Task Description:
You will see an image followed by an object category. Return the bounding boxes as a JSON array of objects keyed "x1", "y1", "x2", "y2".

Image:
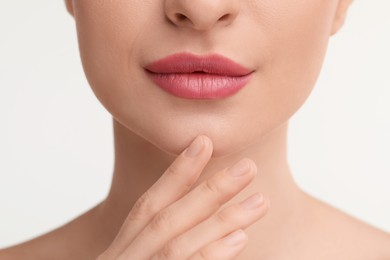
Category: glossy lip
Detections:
[{"x1": 144, "y1": 52, "x2": 254, "y2": 100}]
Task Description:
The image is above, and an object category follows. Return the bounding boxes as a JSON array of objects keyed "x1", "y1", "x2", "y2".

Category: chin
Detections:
[{"x1": 139, "y1": 122, "x2": 260, "y2": 159}]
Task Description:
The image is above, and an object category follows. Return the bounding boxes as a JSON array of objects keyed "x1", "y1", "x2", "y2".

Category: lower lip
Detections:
[{"x1": 145, "y1": 71, "x2": 253, "y2": 100}]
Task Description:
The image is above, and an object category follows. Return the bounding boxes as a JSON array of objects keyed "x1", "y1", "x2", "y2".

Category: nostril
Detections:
[
  {"x1": 219, "y1": 14, "x2": 230, "y2": 21},
  {"x1": 175, "y1": 13, "x2": 187, "y2": 21}
]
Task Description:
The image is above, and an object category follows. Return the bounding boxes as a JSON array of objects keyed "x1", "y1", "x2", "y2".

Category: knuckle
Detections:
[
  {"x1": 215, "y1": 206, "x2": 241, "y2": 227},
  {"x1": 166, "y1": 162, "x2": 194, "y2": 191},
  {"x1": 148, "y1": 207, "x2": 174, "y2": 233},
  {"x1": 201, "y1": 177, "x2": 225, "y2": 207},
  {"x1": 95, "y1": 254, "x2": 106, "y2": 260},
  {"x1": 198, "y1": 249, "x2": 209, "y2": 260},
  {"x1": 165, "y1": 161, "x2": 181, "y2": 178},
  {"x1": 158, "y1": 240, "x2": 182, "y2": 259},
  {"x1": 215, "y1": 209, "x2": 234, "y2": 226},
  {"x1": 127, "y1": 191, "x2": 156, "y2": 221},
  {"x1": 203, "y1": 177, "x2": 223, "y2": 196},
  {"x1": 96, "y1": 251, "x2": 114, "y2": 260}
]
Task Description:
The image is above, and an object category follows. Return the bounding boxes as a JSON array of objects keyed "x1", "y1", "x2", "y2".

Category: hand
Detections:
[{"x1": 97, "y1": 135, "x2": 270, "y2": 260}]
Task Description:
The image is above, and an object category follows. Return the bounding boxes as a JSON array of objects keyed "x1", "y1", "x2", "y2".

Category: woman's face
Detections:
[{"x1": 66, "y1": 0, "x2": 352, "y2": 157}]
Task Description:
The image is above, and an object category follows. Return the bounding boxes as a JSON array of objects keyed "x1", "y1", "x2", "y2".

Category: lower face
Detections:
[{"x1": 71, "y1": 0, "x2": 339, "y2": 157}]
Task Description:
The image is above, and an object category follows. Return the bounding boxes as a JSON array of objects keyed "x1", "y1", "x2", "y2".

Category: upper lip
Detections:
[{"x1": 144, "y1": 52, "x2": 253, "y2": 76}]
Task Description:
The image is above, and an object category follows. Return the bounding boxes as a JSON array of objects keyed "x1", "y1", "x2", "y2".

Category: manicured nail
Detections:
[
  {"x1": 227, "y1": 159, "x2": 251, "y2": 177},
  {"x1": 240, "y1": 193, "x2": 264, "y2": 210},
  {"x1": 223, "y1": 229, "x2": 247, "y2": 246},
  {"x1": 184, "y1": 136, "x2": 204, "y2": 157}
]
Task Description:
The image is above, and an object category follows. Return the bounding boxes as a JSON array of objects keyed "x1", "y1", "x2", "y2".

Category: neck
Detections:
[{"x1": 98, "y1": 118, "x2": 307, "y2": 255}]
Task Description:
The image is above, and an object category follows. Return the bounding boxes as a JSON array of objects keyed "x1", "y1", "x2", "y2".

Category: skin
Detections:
[{"x1": 1, "y1": 0, "x2": 390, "y2": 259}]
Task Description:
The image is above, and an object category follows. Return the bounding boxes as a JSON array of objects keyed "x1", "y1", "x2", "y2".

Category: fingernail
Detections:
[
  {"x1": 223, "y1": 229, "x2": 247, "y2": 246},
  {"x1": 240, "y1": 193, "x2": 264, "y2": 210},
  {"x1": 227, "y1": 159, "x2": 251, "y2": 177},
  {"x1": 184, "y1": 136, "x2": 204, "y2": 158}
]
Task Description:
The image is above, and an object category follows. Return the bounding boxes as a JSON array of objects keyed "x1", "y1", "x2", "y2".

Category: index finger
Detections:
[{"x1": 102, "y1": 135, "x2": 213, "y2": 257}]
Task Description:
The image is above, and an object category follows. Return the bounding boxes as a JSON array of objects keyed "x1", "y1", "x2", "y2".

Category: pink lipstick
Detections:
[{"x1": 144, "y1": 52, "x2": 254, "y2": 100}]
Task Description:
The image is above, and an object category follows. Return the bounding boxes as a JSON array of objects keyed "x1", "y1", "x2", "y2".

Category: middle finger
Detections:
[{"x1": 120, "y1": 158, "x2": 258, "y2": 259}]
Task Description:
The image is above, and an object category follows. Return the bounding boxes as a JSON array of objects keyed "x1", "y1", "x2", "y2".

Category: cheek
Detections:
[
  {"x1": 72, "y1": 0, "x2": 154, "y2": 117},
  {"x1": 246, "y1": 1, "x2": 337, "y2": 131},
  {"x1": 72, "y1": 1, "x2": 199, "y2": 156}
]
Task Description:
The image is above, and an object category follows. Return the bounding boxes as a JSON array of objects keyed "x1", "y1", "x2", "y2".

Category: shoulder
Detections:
[
  {"x1": 305, "y1": 194, "x2": 390, "y2": 259},
  {"x1": 337, "y1": 217, "x2": 390, "y2": 259},
  {"x1": 0, "y1": 236, "x2": 55, "y2": 260}
]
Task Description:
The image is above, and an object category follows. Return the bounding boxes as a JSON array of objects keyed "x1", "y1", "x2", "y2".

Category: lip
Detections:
[{"x1": 144, "y1": 52, "x2": 254, "y2": 100}]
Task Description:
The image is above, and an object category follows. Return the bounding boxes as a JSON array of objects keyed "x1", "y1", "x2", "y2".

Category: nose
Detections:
[{"x1": 164, "y1": 0, "x2": 240, "y2": 31}]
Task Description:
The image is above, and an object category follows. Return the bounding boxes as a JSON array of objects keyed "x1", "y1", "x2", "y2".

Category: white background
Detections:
[{"x1": 0, "y1": 1, "x2": 389, "y2": 248}]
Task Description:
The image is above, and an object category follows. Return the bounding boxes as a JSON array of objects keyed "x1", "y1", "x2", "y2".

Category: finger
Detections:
[
  {"x1": 119, "y1": 158, "x2": 258, "y2": 259},
  {"x1": 101, "y1": 135, "x2": 213, "y2": 258},
  {"x1": 154, "y1": 193, "x2": 269, "y2": 259},
  {"x1": 189, "y1": 229, "x2": 248, "y2": 260}
]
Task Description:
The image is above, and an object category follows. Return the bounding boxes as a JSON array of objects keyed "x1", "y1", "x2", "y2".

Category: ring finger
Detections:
[{"x1": 154, "y1": 193, "x2": 270, "y2": 259}]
